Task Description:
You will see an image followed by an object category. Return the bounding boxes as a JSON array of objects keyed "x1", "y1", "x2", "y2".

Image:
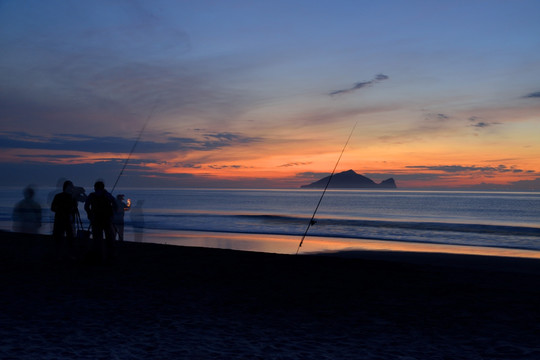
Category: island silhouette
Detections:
[{"x1": 300, "y1": 169, "x2": 396, "y2": 189}]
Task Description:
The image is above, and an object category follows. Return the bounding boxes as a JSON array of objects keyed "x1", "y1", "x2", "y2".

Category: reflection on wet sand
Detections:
[{"x1": 129, "y1": 229, "x2": 540, "y2": 259}]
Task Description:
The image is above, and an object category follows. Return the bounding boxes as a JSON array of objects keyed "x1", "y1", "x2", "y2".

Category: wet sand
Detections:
[
  {"x1": 1, "y1": 231, "x2": 539, "y2": 359},
  {"x1": 146, "y1": 229, "x2": 540, "y2": 259}
]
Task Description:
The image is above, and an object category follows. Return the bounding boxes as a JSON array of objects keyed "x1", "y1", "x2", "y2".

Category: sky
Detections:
[{"x1": 1, "y1": 0, "x2": 539, "y2": 190}]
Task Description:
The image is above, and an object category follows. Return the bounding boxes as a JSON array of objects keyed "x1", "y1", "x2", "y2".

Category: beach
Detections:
[{"x1": 1, "y1": 231, "x2": 539, "y2": 359}]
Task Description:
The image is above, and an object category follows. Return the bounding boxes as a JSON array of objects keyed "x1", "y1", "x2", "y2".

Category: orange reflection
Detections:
[
  {"x1": 299, "y1": 236, "x2": 540, "y2": 259},
  {"x1": 136, "y1": 230, "x2": 540, "y2": 259}
]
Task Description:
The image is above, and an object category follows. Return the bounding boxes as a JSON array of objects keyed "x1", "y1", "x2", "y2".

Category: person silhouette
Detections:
[
  {"x1": 113, "y1": 194, "x2": 130, "y2": 241},
  {"x1": 12, "y1": 185, "x2": 42, "y2": 234},
  {"x1": 84, "y1": 181, "x2": 117, "y2": 262},
  {"x1": 51, "y1": 180, "x2": 78, "y2": 258},
  {"x1": 48, "y1": 178, "x2": 87, "y2": 232},
  {"x1": 48, "y1": 178, "x2": 66, "y2": 232}
]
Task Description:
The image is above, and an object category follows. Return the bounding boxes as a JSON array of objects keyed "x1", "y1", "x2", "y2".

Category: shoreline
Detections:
[{"x1": 1, "y1": 231, "x2": 540, "y2": 358}]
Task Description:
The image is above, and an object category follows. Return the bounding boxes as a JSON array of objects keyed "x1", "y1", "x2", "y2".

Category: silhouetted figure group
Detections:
[{"x1": 11, "y1": 179, "x2": 144, "y2": 263}]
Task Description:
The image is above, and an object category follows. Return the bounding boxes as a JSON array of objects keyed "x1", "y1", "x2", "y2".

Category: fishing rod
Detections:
[
  {"x1": 295, "y1": 121, "x2": 357, "y2": 255},
  {"x1": 111, "y1": 97, "x2": 160, "y2": 194}
]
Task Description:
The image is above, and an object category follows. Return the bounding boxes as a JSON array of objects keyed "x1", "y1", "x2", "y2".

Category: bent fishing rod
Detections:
[
  {"x1": 111, "y1": 98, "x2": 160, "y2": 194},
  {"x1": 295, "y1": 121, "x2": 357, "y2": 255}
]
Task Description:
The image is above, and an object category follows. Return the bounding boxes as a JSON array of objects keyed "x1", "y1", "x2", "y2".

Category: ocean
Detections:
[{"x1": 1, "y1": 187, "x2": 539, "y2": 256}]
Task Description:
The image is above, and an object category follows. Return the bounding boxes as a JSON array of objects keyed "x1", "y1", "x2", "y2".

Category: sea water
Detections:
[{"x1": 1, "y1": 187, "x2": 539, "y2": 255}]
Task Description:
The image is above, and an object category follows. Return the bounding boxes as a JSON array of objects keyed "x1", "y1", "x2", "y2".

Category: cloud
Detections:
[
  {"x1": 16, "y1": 154, "x2": 83, "y2": 159},
  {"x1": 365, "y1": 172, "x2": 443, "y2": 181},
  {"x1": 178, "y1": 163, "x2": 203, "y2": 169},
  {"x1": 470, "y1": 122, "x2": 491, "y2": 128},
  {"x1": 467, "y1": 116, "x2": 499, "y2": 129},
  {"x1": 329, "y1": 73, "x2": 389, "y2": 96},
  {"x1": 463, "y1": 177, "x2": 540, "y2": 191},
  {"x1": 207, "y1": 164, "x2": 252, "y2": 170},
  {"x1": 0, "y1": 161, "x2": 125, "y2": 188},
  {"x1": 0, "y1": 131, "x2": 261, "y2": 154},
  {"x1": 523, "y1": 91, "x2": 540, "y2": 98},
  {"x1": 425, "y1": 113, "x2": 450, "y2": 121},
  {"x1": 507, "y1": 177, "x2": 540, "y2": 190},
  {"x1": 279, "y1": 162, "x2": 312, "y2": 168},
  {"x1": 0, "y1": 132, "x2": 182, "y2": 153},
  {"x1": 295, "y1": 171, "x2": 331, "y2": 179},
  {"x1": 201, "y1": 133, "x2": 262, "y2": 149},
  {"x1": 0, "y1": 160, "x2": 233, "y2": 188},
  {"x1": 406, "y1": 164, "x2": 530, "y2": 174}
]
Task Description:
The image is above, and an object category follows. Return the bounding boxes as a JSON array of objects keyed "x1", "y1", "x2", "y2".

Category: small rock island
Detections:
[{"x1": 300, "y1": 169, "x2": 397, "y2": 189}]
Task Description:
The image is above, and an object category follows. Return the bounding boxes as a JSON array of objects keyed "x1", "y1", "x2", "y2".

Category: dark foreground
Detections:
[{"x1": 1, "y1": 232, "x2": 539, "y2": 359}]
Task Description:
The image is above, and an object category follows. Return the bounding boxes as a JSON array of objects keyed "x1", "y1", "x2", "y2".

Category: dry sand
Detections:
[{"x1": 1, "y1": 231, "x2": 539, "y2": 359}]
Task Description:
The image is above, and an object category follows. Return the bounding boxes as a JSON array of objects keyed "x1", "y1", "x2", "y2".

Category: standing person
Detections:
[
  {"x1": 84, "y1": 181, "x2": 117, "y2": 262},
  {"x1": 12, "y1": 185, "x2": 42, "y2": 234},
  {"x1": 113, "y1": 194, "x2": 130, "y2": 241},
  {"x1": 47, "y1": 178, "x2": 66, "y2": 233},
  {"x1": 51, "y1": 180, "x2": 78, "y2": 258}
]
